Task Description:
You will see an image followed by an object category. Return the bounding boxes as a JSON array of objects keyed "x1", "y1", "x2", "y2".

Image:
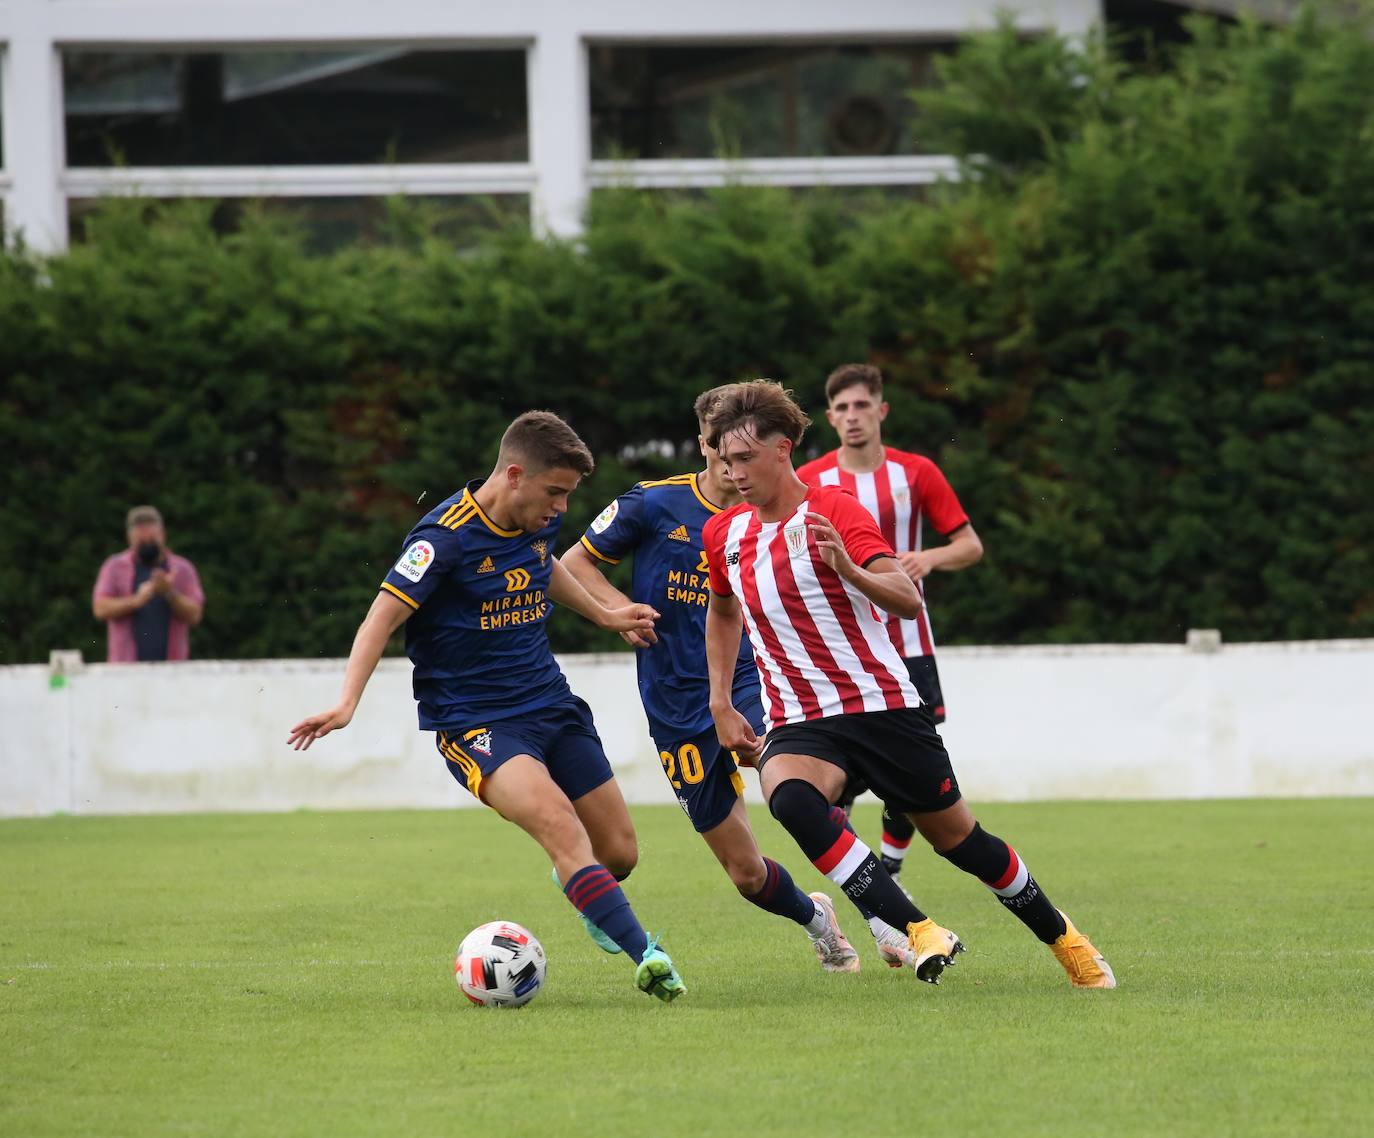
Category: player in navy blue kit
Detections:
[
  {"x1": 288, "y1": 411, "x2": 687, "y2": 1002},
  {"x1": 560, "y1": 387, "x2": 864, "y2": 972}
]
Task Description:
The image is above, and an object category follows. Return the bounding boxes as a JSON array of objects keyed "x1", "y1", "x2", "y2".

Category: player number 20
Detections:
[{"x1": 659, "y1": 743, "x2": 705, "y2": 788}]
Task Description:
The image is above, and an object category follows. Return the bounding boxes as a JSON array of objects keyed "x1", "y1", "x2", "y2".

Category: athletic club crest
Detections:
[
  {"x1": 530, "y1": 539, "x2": 548, "y2": 567},
  {"x1": 783, "y1": 523, "x2": 807, "y2": 555},
  {"x1": 466, "y1": 729, "x2": 493, "y2": 756}
]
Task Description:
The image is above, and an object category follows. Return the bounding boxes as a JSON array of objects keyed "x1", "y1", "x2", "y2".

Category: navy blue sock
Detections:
[
  {"x1": 741, "y1": 857, "x2": 819, "y2": 926},
  {"x1": 563, "y1": 864, "x2": 651, "y2": 963}
]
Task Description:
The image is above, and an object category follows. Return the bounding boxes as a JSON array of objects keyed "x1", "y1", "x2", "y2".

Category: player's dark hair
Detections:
[
  {"x1": 825, "y1": 363, "x2": 883, "y2": 404},
  {"x1": 704, "y1": 380, "x2": 811, "y2": 450},
  {"x1": 498, "y1": 411, "x2": 595, "y2": 476},
  {"x1": 693, "y1": 384, "x2": 735, "y2": 431}
]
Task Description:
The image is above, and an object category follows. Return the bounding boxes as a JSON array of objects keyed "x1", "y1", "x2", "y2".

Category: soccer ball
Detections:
[{"x1": 454, "y1": 921, "x2": 547, "y2": 1008}]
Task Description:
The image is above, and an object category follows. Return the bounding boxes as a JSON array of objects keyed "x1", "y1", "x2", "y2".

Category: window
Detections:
[
  {"x1": 590, "y1": 42, "x2": 955, "y2": 161},
  {"x1": 65, "y1": 48, "x2": 528, "y2": 167}
]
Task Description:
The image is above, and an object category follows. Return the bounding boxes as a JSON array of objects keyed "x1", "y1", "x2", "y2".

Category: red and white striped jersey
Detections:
[
  {"x1": 703, "y1": 485, "x2": 921, "y2": 729},
  {"x1": 795, "y1": 447, "x2": 969, "y2": 659}
]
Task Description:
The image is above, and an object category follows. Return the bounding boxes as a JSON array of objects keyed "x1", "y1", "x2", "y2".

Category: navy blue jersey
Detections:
[
  {"x1": 381, "y1": 480, "x2": 569, "y2": 730},
  {"x1": 579, "y1": 472, "x2": 758, "y2": 740}
]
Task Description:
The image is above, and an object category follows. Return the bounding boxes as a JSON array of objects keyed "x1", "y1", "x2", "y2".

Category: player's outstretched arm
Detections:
[
  {"x1": 806, "y1": 511, "x2": 922, "y2": 619},
  {"x1": 558, "y1": 544, "x2": 655, "y2": 648},
  {"x1": 897, "y1": 521, "x2": 984, "y2": 583},
  {"x1": 547, "y1": 556, "x2": 658, "y2": 639},
  {"x1": 286, "y1": 591, "x2": 413, "y2": 751},
  {"x1": 706, "y1": 592, "x2": 761, "y2": 762}
]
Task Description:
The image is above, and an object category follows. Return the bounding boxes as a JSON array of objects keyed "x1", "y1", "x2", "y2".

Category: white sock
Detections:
[
  {"x1": 804, "y1": 900, "x2": 830, "y2": 938},
  {"x1": 869, "y1": 916, "x2": 900, "y2": 940}
]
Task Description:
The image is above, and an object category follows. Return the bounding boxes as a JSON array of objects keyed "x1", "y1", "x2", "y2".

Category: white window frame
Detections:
[{"x1": 0, "y1": 1, "x2": 1099, "y2": 252}]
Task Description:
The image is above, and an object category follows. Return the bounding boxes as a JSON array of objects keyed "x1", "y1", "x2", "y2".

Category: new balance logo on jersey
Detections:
[
  {"x1": 667, "y1": 524, "x2": 690, "y2": 543},
  {"x1": 477, "y1": 556, "x2": 495, "y2": 574}
]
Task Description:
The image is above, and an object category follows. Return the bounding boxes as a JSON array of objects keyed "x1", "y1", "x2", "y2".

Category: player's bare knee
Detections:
[
  {"x1": 728, "y1": 858, "x2": 768, "y2": 895},
  {"x1": 596, "y1": 830, "x2": 638, "y2": 878},
  {"x1": 532, "y1": 803, "x2": 589, "y2": 863}
]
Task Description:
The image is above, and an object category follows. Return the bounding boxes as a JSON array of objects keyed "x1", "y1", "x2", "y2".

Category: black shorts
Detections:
[
  {"x1": 905, "y1": 656, "x2": 946, "y2": 724},
  {"x1": 760, "y1": 705, "x2": 961, "y2": 815}
]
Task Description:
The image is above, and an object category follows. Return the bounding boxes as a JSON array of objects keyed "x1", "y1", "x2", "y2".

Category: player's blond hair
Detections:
[
  {"x1": 497, "y1": 411, "x2": 595, "y2": 476},
  {"x1": 703, "y1": 380, "x2": 811, "y2": 450}
]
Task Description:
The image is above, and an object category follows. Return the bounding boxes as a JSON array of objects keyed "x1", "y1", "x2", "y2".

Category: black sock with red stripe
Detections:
[
  {"x1": 938, "y1": 823, "x2": 1067, "y2": 944},
  {"x1": 741, "y1": 857, "x2": 822, "y2": 926},
  {"x1": 771, "y1": 780, "x2": 926, "y2": 930},
  {"x1": 562, "y1": 864, "x2": 651, "y2": 962},
  {"x1": 879, "y1": 804, "x2": 916, "y2": 876}
]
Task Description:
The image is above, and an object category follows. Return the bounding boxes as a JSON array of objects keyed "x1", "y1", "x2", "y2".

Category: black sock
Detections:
[
  {"x1": 879, "y1": 803, "x2": 916, "y2": 876},
  {"x1": 939, "y1": 823, "x2": 1067, "y2": 944},
  {"x1": 770, "y1": 779, "x2": 927, "y2": 930}
]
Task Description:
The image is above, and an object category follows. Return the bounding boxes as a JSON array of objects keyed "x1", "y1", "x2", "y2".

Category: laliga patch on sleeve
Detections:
[
  {"x1": 394, "y1": 540, "x2": 435, "y2": 583},
  {"x1": 590, "y1": 500, "x2": 619, "y2": 534}
]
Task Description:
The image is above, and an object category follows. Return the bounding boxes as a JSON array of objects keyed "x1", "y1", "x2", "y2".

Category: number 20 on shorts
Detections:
[{"x1": 659, "y1": 742, "x2": 705, "y2": 789}]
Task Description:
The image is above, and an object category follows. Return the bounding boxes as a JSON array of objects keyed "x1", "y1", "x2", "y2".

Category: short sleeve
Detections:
[
  {"x1": 703, "y1": 513, "x2": 733, "y2": 597},
  {"x1": 578, "y1": 485, "x2": 647, "y2": 566},
  {"x1": 818, "y1": 489, "x2": 896, "y2": 569},
  {"x1": 93, "y1": 555, "x2": 124, "y2": 602},
  {"x1": 177, "y1": 559, "x2": 205, "y2": 607},
  {"x1": 380, "y1": 525, "x2": 462, "y2": 611},
  {"x1": 909, "y1": 456, "x2": 970, "y2": 536}
]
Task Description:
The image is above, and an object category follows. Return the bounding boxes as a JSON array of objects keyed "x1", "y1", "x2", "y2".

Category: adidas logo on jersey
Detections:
[
  {"x1": 667, "y1": 524, "x2": 690, "y2": 543},
  {"x1": 477, "y1": 556, "x2": 495, "y2": 574}
]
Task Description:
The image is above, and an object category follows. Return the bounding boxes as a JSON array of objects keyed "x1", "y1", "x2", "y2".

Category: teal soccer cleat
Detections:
[
  {"x1": 551, "y1": 868, "x2": 622, "y2": 954},
  {"x1": 635, "y1": 936, "x2": 686, "y2": 1003}
]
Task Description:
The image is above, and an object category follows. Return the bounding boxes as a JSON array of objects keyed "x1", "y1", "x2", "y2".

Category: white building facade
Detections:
[{"x1": 0, "y1": 0, "x2": 1099, "y2": 252}]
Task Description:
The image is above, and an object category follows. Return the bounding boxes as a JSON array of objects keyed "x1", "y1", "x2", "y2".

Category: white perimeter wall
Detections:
[{"x1": 2, "y1": 640, "x2": 1371, "y2": 817}]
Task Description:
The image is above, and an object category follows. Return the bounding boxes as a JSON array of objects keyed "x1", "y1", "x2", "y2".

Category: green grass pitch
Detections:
[{"x1": 2, "y1": 798, "x2": 1371, "y2": 1137}]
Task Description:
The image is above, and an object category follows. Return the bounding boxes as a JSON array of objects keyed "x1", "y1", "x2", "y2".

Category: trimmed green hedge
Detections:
[{"x1": 2, "y1": 7, "x2": 1370, "y2": 664}]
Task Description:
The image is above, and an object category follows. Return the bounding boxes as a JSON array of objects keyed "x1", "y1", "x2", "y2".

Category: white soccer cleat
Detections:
[
  {"x1": 873, "y1": 925, "x2": 913, "y2": 969},
  {"x1": 807, "y1": 892, "x2": 861, "y2": 973}
]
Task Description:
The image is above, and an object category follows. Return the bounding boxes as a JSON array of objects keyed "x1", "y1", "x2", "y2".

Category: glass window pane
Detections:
[
  {"x1": 68, "y1": 194, "x2": 529, "y2": 253},
  {"x1": 590, "y1": 43, "x2": 955, "y2": 160},
  {"x1": 64, "y1": 49, "x2": 527, "y2": 166}
]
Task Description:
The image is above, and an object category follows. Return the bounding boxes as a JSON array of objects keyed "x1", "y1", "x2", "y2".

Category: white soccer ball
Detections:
[{"x1": 454, "y1": 921, "x2": 547, "y2": 1008}]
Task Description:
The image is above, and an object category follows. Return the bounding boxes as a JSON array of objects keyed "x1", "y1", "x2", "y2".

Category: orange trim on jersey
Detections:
[
  {"x1": 690, "y1": 472, "x2": 725, "y2": 514},
  {"x1": 638, "y1": 474, "x2": 695, "y2": 489},
  {"x1": 464, "y1": 490, "x2": 520, "y2": 538},
  {"x1": 579, "y1": 534, "x2": 620, "y2": 565},
  {"x1": 441, "y1": 504, "x2": 477, "y2": 531},
  {"x1": 379, "y1": 582, "x2": 420, "y2": 610}
]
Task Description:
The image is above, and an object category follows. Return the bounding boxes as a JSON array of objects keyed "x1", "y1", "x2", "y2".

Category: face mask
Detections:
[{"x1": 137, "y1": 541, "x2": 161, "y2": 565}]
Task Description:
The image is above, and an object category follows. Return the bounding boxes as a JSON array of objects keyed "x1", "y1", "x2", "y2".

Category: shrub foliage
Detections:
[{"x1": 2, "y1": 7, "x2": 1370, "y2": 663}]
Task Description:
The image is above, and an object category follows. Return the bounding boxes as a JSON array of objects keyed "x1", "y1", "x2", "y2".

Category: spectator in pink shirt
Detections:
[{"x1": 92, "y1": 505, "x2": 205, "y2": 663}]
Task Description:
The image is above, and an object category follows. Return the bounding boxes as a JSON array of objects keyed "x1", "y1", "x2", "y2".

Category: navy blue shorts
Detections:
[
  {"x1": 654, "y1": 724, "x2": 746, "y2": 833},
  {"x1": 435, "y1": 696, "x2": 615, "y2": 805}
]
